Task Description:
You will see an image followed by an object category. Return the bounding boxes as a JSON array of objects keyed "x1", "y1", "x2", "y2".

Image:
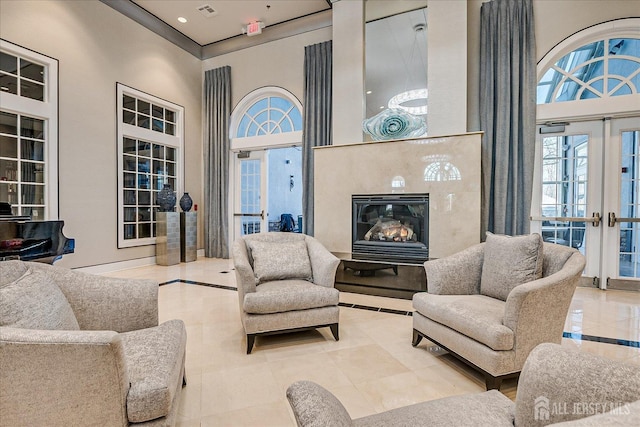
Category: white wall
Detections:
[
  {"x1": 0, "y1": 0, "x2": 202, "y2": 269},
  {"x1": 201, "y1": 28, "x2": 332, "y2": 111},
  {"x1": 332, "y1": 0, "x2": 365, "y2": 145},
  {"x1": 427, "y1": 0, "x2": 467, "y2": 136}
]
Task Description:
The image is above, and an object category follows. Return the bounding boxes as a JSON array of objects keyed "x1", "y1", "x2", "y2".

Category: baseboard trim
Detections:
[
  {"x1": 74, "y1": 257, "x2": 156, "y2": 274},
  {"x1": 74, "y1": 249, "x2": 206, "y2": 274}
]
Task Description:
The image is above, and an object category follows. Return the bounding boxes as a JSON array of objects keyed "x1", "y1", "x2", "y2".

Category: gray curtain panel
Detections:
[
  {"x1": 204, "y1": 66, "x2": 231, "y2": 258},
  {"x1": 480, "y1": 0, "x2": 537, "y2": 237},
  {"x1": 302, "y1": 40, "x2": 333, "y2": 236}
]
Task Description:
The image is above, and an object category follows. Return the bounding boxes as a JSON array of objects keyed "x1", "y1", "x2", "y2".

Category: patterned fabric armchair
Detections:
[
  {"x1": 232, "y1": 232, "x2": 341, "y2": 354},
  {"x1": 0, "y1": 260, "x2": 187, "y2": 426},
  {"x1": 412, "y1": 234, "x2": 586, "y2": 390},
  {"x1": 287, "y1": 343, "x2": 640, "y2": 426}
]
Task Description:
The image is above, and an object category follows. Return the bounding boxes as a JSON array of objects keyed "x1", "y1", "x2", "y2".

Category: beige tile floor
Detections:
[{"x1": 103, "y1": 258, "x2": 640, "y2": 426}]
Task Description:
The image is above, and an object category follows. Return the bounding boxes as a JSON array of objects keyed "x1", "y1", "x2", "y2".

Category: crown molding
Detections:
[
  {"x1": 201, "y1": 10, "x2": 333, "y2": 59},
  {"x1": 100, "y1": 0, "x2": 333, "y2": 60},
  {"x1": 100, "y1": 0, "x2": 202, "y2": 58}
]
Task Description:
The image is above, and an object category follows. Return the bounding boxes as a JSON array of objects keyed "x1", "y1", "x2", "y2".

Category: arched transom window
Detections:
[
  {"x1": 230, "y1": 87, "x2": 302, "y2": 150},
  {"x1": 236, "y1": 96, "x2": 302, "y2": 137},
  {"x1": 538, "y1": 37, "x2": 639, "y2": 104}
]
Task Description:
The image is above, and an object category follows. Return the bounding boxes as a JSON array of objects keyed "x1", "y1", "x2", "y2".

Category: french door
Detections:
[
  {"x1": 233, "y1": 151, "x2": 268, "y2": 239},
  {"x1": 531, "y1": 116, "x2": 640, "y2": 290},
  {"x1": 231, "y1": 146, "x2": 303, "y2": 241}
]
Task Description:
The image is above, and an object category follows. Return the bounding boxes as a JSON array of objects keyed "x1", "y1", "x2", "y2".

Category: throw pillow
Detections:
[
  {"x1": 246, "y1": 239, "x2": 313, "y2": 284},
  {"x1": 480, "y1": 232, "x2": 543, "y2": 301},
  {"x1": 0, "y1": 268, "x2": 80, "y2": 330}
]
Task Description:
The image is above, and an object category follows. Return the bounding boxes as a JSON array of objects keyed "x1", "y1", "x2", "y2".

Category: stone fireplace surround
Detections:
[{"x1": 314, "y1": 132, "x2": 482, "y2": 261}]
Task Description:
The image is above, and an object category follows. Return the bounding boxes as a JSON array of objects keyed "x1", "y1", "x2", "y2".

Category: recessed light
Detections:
[
  {"x1": 178, "y1": 17, "x2": 188, "y2": 23},
  {"x1": 380, "y1": 106, "x2": 384, "y2": 109},
  {"x1": 366, "y1": 90, "x2": 372, "y2": 94}
]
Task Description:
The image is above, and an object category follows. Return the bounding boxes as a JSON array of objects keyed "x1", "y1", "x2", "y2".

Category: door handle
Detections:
[
  {"x1": 608, "y1": 212, "x2": 640, "y2": 227},
  {"x1": 233, "y1": 210, "x2": 265, "y2": 220},
  {"x1": 530, "y1": 212, "x2": 600, "y2": 227}
]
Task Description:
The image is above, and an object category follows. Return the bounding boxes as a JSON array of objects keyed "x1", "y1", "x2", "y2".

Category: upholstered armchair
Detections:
[
  {"x1": 0, "y1": 260, "x2": 187, "y2": 426},
  {"x1": 232, "y1": 232, "x2": 341, "y2": 354},
  {"x1": 287, "y1": 343, "x2": 640, "y2": 426},
  {"x1": 412, "y1": 233, "x2": 586, "y2": 390}
]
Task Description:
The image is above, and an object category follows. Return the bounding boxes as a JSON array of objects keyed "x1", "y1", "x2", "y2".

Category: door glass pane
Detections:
[
  {"x1": 619, "y1": 129, "x2": 640, "y2": 277},
  {"x1": 267, "y1": 147, "x2": 302, "y2": 233},
  {"x1": 240, "y1": 159, "x2": 261, "y2": 235},
  {"x1": 540, "y1": 134, "x2": 588, "y2": 255}
]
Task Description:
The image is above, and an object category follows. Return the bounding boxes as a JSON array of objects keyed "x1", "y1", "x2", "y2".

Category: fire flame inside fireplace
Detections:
[{"x1": 364, "y1": 220, "x2": 415, "y2": 242}]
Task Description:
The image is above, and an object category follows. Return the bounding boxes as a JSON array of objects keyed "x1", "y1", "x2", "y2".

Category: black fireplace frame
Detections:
[{"x1": 352, "y1": 194, "x2": 429, "y2": 264}]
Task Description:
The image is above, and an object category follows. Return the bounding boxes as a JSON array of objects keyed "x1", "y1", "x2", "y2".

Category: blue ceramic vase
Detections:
[
  {"x1": 157, "y1": 184, "x2": 176, "y2": 212},
  {"x1": 179, "y1": 192, "x2": 193, "y2": 212}
]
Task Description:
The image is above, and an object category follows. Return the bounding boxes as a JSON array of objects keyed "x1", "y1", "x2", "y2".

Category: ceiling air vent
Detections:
[{"x1": 197, "y1": 4, "x2": 217, "y2": 18}]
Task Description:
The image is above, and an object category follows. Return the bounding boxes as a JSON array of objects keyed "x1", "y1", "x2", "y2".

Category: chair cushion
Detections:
[
  {"x1": 480, "y1": 232, "x2": 543, "y2": 301},
  {"x1": 243, "y1": 280, "x2": 340, "y2": 315},
  {"x1": 246, "y1": 239, "x2": 313, "y2": 285},
  {"x1": 413, "y1": 293, "x2": 514, "y2": 351},
  {"x1": 0, "y1": 268, "x2": 80, "y2": 330},
  {"x1": 120, "y1": 319, "x2": 186, "y2": 423}
]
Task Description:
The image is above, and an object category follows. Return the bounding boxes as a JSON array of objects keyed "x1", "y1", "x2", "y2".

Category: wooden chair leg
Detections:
[
  {"x1": 330, "y1": 323, "x2": 339, "y2": 341},
  {"x1": 246, "y1": 334, "x2": 256, "y2": 354},
  {"x1": 485, "y1": 375, "x2": 502, "y2": 391},
  {"x1": 412, "y1": 329, "x2": 423, "y2": 347}
]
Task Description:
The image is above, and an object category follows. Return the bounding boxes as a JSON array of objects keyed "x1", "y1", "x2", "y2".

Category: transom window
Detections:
[
  {"x1": 230, "y1": 87, "x2": 303, "y2": 151},
  {"x1": 0, "y1": 51, "x2": 45, "y2": 102},
  {"x1": 122, "y1": 94, "x2": 177, "y2": 136},
  {"x1": 117, "y1": 83, "x2": 183, "y2": 248},
  {"x1": 236, "y1": 96, "x2": 302, "y2": 137},
  {"x1": 537, "y1": 37, "x2": 640, "y2": 104},
  {"x1": 0, "y1": 40, "x2": 58, "y2": 219}
]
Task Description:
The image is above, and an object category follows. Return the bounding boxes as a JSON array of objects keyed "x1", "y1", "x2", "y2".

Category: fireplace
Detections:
[{"x1": 352, "y1": 194, "x2": 429, "y2": 264}]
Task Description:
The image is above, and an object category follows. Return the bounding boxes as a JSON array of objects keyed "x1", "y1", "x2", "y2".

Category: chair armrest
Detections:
[
  {"x1": 424, "y1": 243, "x2": 484, "y2": 294},
  {"x1": 29, "y1": 262, "x2": 158, "y2": 332},
  {"x1": 286, "y1": 380, "x2": 354, "y2": 427},
  {"x1": 305, "y1": 236, "x2": 340, "y2": 288},
  {"x1": 515, "y1": 343, "x2": 640, "y2": 426},
  {"x1": 0, "y1": 327, "x2": 130, "y2": 426},
  {"x1": 504, "y1": 251, "x2": 585, "y2": 367},
  {"x1": 232, "y1": 239, "x2": 258, "y2": 301}
]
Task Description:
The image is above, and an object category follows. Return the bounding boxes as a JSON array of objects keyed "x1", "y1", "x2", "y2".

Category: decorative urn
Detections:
[
  {"x1": 157, "y1": 184, "x2": 176, "y2": 212},
  {"x1": 179, "y1": 192, "x2": 193, "y2": 212}
]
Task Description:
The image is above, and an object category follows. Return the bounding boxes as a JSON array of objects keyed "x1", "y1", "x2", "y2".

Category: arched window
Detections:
[
  {"x1": 230, "y1": 87, "x2": 302, "y2": 150},
  {"x1": 536, "y1": 18, "x2": 640, "y2": 121},
  {"x1": 538, "y1": 38, "x2": 639, "y2": 104}
]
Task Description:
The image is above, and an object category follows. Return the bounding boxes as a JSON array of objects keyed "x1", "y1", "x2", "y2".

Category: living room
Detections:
[{"x1": 1, "y1": 0, "x2": 639, "y2": 426}]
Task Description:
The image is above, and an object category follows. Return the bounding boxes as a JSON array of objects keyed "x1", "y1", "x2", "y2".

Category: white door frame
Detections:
[
  {"x1": 231, "y1": 150, "x2": 268, "y2": 242},
  {"x1": 531, "y1": 120, "x2": 604, "y2": 283}
]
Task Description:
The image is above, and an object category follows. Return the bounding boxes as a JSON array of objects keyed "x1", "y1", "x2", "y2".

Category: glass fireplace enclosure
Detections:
[{"x1": 352, "y1": 194, "x2": 429, "y2": 263}]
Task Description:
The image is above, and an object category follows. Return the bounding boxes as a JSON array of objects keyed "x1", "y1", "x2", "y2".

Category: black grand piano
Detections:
[{"x1": 0, "y1": 203, "x2": 75, "y2": 264}]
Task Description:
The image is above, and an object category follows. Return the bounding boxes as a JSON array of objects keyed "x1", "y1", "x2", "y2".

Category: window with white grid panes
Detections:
[
  {"x1": 0, "y1": 41, "x2": 58, "y2": 219},
  {"x1": 117, "y1": 83, "x2": 183, "y2": 248},
  {"x1": 0, "y1": 112, "x2": 46, "y2": 218}
]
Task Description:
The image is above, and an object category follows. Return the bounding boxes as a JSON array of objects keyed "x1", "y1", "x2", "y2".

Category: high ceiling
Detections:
[
  {"x1": 112, "y1": 0, "x2": 429, "y2": 119},
  {"x1": 131, "y1": 0, "x2": 332, "y2": 45}
]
